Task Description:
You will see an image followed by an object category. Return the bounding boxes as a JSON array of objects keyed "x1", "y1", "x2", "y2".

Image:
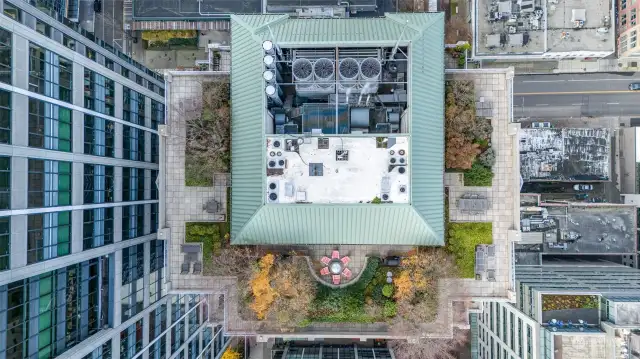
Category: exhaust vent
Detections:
[{"x1": 293, "y1": 58, "x2": 313, "y2": 82}]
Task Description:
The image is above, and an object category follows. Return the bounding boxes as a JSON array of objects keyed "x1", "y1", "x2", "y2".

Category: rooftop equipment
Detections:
[
  {"x1": 314, "y1": 58, "x2": 335, "y2": 91},
  {"x1": 339, "y1": 58, "x2": 360, "y2": 90},
  {"x1": 265, "y1": 84, "x2": 283, "y2": 106}
]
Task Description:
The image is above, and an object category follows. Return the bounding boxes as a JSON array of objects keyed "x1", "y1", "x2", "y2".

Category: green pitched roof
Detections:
[{"x1": 230, "y1": 13, "x2": 444, "y2": 246}]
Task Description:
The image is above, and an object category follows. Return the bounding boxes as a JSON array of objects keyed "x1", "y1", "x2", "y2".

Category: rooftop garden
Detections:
[
  {"x1": 446, "y1": 222, "x2": 493, "y2": 278},
  {"x1": 142, "y1": 30, "x2": 199, "y2": 50},
  {"x1": 185, "y1": 222, "x2": 228, "y2": 273},
  {"x1": 185, "y1": 80, "x2": 231, "y2": 186},
  {"x1": 542, "y1": 295, "x2": 599, "y2": 312},
  {"x1": 445, "y1": 79, "x2": 494, "y2": 186}
]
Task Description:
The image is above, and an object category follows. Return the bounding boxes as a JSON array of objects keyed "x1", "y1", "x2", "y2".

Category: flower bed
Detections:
[{"x1": 542, "y1": 295, "x2": 599, "y2": 312}]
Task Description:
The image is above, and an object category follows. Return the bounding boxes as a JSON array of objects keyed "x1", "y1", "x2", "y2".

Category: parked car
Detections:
[
  {"x1": 531, "y1": 122, "x2": 552, "y2": 129},
  {"x1": 629, "y1": 83, "x2": 640, "y2": 91},
  {"x1": 94, "y1": 0, "x2": 102, "y2": 13},
  {"x1": 575, "y1": 193, "x2": 589, "y2": 200},
  {"x1": 573, "y1": 184, "x2": 593, "y2": 191}
]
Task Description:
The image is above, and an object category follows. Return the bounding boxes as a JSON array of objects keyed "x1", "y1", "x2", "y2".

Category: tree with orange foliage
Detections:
[
  {"x1": 249, "y1": 254, "x2": 277, "y2": 320},
  {"x1": 269, "y1": 258, "x2": 316, "y2": 328},
  {"x1": 221, "y1": 348, "x2": 241, "y2": 359},
  {"x1": 445, "y1": 132, "x2": 480, "y2": 170},
  {"x1": 444, "y1": 79, "x2": 481, "y2": 170},
  {"x1": 394, "y1": 271, "x2": 413, "y2": 301}
]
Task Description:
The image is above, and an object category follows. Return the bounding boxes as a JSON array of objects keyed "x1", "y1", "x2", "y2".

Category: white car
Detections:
[{"x1": 573, "y1": 184, "x2": 593, "y2": 191}]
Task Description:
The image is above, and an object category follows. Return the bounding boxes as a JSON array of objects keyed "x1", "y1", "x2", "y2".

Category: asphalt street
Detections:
[{"x1": 514, "y1": 73, "x2": 640, "y2": 119}]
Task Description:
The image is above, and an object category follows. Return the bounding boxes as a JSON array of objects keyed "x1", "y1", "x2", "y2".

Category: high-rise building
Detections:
[
  {"x1": 0, "y1": 1, "x2": 230, "y2": 358},
  {"x1": 472, "y1": 263, "x2": 640, "y2": 359}
]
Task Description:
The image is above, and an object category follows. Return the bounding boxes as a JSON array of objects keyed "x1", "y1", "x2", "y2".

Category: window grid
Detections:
[
  {"x1": 120, "y1": 319, "x2": 144, "y2": 359},
  {"x1": 28, "y1": 43, "x2": 73, "y2": 103},
  {"x1": 28, "y1": 159, "x2": 72, "y2": 208},
  {"x1": 150, "y1": 203, "x2": 159, "y2": 234},
  {"x1": 151, "y1": 100, "x2": 164, "y2": 130},
  {"x1": 83, "y1": 164, "x2": 114, "y2": 204},
  {"x1": 26, "y1": 211, "x2": 71, "y2": 264},
  {"x1": 123, "y1": 126, "x2": 146, "y2": 162},
  {"x1": 0, "y1": 26, "x2": 11, "y2": 85},
  {"x1": 83, "y1": 208, "x2": 114, "y2": 250},
  {"x1": 151, "y1": 134, "x2": 159, "y2": 164},
  {"x1": 151, "y1": 170, "x2": 159, "y2": 200},
  {"x1": 122, "y1": 204, "x2": 145, "y2": 240},
  {"x1": 84, "y1": 69, "x2": 115, "y2": 116},
  {"x1": 0, "y1": 217, "x2": 9, "y2": 271},
  {"x1": 123, "y1": 167, "x2": 145, "y2": 202},
  {"x1": 0, "y1": 89, "x2": 10, "y2": 144},
  {"x1": 0, "y1": 156, "x2": 10, "y2": 210},
  {"x1": 84, "y1": 114, "x2": 115, "y2": 157},
  {"x1": 123, "y1": 88, "x2": 145, "y2": 125},
  {"x1": 28, "y1": 98, "x2": 72, "y2": 152}
]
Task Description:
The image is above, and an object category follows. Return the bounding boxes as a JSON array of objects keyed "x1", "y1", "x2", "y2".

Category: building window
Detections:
[
  {"x1": 0, "y1": 26, "x2": 11, "y2": 85},
  {"x1": 28, "y1": 43, "x2": 73, "y2": 103},
  {"x1": 27, "y1": 211, "x2": 71, "y2": 264},
  {"x1": 62, "y1": 34, "x2": 75, "y2": 51},
  {"x1": 105, "y1": 58, "x2": 114, "y2": 71},
  {"x1": 120, "y1": 319, "x2": 143, "y2": 359},
  {"x1": 150, "y1": 240, "x2": 165, "y2": 303},
  {"x1": 623, "y1": 0, "x2": 628, "y2": 9},
  {"x1": 28, "y1": 159, "x2": 72, "y2": 208},
  {"x1": 633, "y1": 9, "x2": 637, "y2": 25},
  {"x1": 151, "y1": 170, "x2": 158, "y2": 200},
  {"x1": 151, "y1": 134, "x2": 159, "y2": 164},
  {"x1": 0, "y1": 156, "x2": 9, "y2": 210},
  {"x1": 171, "y1": 296, "x2": 185, "y2": 352},
  {"x1": 0, "y1": 217, "x2": 9, "y2": 271},
  {"x1": 123, "y1": 126, "x2": 146, "y2": 161},
  {"x1": 121, "y1": 244, "x2": 144, "y2": 322},
  {"x1": 123, "y1": 167, "x2": 145, "y2": 201},
  {"x1": 84, "y1": 69, "x2": 115, "y2": 116},
  {"x1": 0, "y1": 89, "x2": 11, "y2": 143},
  {"x1": 84, "y1": 114, "x2": 115, "y2": 157},
  {"x1": 82, "y1": 340, "x2": 112, "y2": 359},
  {"x1": 84, "y1": 164, "x2": 114, "y2": 204},
  {"x1": 83, "y1": 208, "x2": 114, "y2": 250},
  {"x1": 150, "y1": 203, "x2": 159, "y2": 234},
  {"x1": 3, "y1": 2, "x2": 21, "y2": 21},
  {"x1": 35, "y1": 19, "x2": 51, "y2": 37},
  {"x1": 151, "y1": 100, "x2": 164, "y2": 130},
  {"x1": 149, "y1": 305, "x2": 167, "y2": 358},
  {"x1": 28, "y1": 98, "x2": 72, "y2": 151},
  {"x1": 86, "y1": 47, "x2": 96, "y2": 61},
  {"x1": 622, "y1": 13, "x2": 628, "y2": 26},
  {"x1": 123, "y1": 88, "x2": 145, "y2": 125},
  {"x1": 122, "y1": 204, "x2": 145, "y2": 240}
]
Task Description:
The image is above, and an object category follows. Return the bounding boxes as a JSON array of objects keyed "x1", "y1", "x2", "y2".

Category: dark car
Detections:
[
  {"x1": 629, "y1": 83, "x2": 640, "y2": 90},
  {"x1": 94, "y1": 0, "x2": 102, "y2": 13}
]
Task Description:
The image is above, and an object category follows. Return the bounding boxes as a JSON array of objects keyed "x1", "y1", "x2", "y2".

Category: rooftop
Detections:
[
  {"x1": 554, "y1": 334, "x2": 606, "y2": 359},
  {"x1": 266, "y1": 137, "x2": 409, "y2": 204},
  {"x1": 473, "y1": 0, "x2": 614, "y2": 58},
  {"x1": 518, "y1": 204, "x2": 636, "y2": 255},
  {"x1": 519, "y1": 128, "x2": 611, "y2": 182},
  {"x1": 132, "y1": 0, "x2": 261, "y2": 19},
  {"x1": 230, "y1": 13, "x2": 445, "y2": 245}
]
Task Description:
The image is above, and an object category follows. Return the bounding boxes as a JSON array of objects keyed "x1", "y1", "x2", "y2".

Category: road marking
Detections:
[
  {"x1": 606, "y1": 102, "x2": 620, "y2": 105},
  {"x1": 515, "y1": 90, "x2": 633, "y2": 95},
  {"x1": 521, "y1": 78, "x2": 638, "y2": 83},
  {"x1": 571, "y1": 103, "x2": 583, "y2": 106},
  {"x1": 535, "y1": 104, "x2": 549, "y2": 106}
]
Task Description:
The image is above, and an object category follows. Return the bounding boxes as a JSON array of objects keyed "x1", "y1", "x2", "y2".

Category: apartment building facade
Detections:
[
  {"x1": 0, "y1": 1, "x2": 229, "y2": 358},
  {"x1": 618, "y1": 0, "x2": 640, "y2": 57}
]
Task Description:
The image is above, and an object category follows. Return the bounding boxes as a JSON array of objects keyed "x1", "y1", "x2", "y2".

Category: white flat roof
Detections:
[{"x1": 265, "y1": 136, "x2": 410, "y2": 204}]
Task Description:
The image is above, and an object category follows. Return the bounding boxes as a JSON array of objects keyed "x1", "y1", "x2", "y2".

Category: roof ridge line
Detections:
[
  {"x1": 253, "y1": 14, "x2": 289, "y2": 35},
  {"x1": 232, "y1": 204, "x2": 266, "y2": 244},
  {"x1": 384, "y1": 13, "x2": 423, "y2": 34}
]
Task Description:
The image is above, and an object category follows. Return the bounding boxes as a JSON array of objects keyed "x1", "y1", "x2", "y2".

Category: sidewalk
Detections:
[{"x1": 479, "y1": 58, "x2": 627, "y2": 75}]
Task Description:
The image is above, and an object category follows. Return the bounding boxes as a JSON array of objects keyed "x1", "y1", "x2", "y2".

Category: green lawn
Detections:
[
  {"x1": 185, "y1": 222, "x2": 223, "y2": 272},
  {"x1": 446, "y1": 222, "x2": 493, "y2": 278}
]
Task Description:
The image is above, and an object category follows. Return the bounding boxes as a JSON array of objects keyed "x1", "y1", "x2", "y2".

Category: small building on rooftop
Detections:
[{"x1": 229, "y1": 13, "x2": 445, "y2": 245}]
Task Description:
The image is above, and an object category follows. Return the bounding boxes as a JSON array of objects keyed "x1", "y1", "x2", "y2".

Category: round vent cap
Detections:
[
  {"x1": 268, "y1": 161, "x2": 276, "y2": 168},
  {"x1": 390, "y1": 158, "x2": 396, "y2": 164},
  {"x1": 399, "y1": 158, "x2": 405, "y2": 164},
  {"x1": 270, "y1": 151, "x2": 275, "y2": 157},
  {"x1": 269, "y1": 183, "x2": 277, "y2": 190},
  {"x1": 273, "y1": 140, "x2": 281, "y2": 148},
  {"x1": 399, "y1": 149, "x2": 406, "y2": 155},
  {"x1": 382, "y1": 194, "x2": 389, "y2": 201},
  {"x1": 398, "y1": 167, "x2": 406, "y2": 174},
  {"x1": 269, "y1": 193, "x2": 278, "y2": 201},
  {"x1": 389, "y1": 150, "x2": 395, "y2": 155},
  {"x1": 278, "y1": 160, "x2": 285, "y2": 166}
]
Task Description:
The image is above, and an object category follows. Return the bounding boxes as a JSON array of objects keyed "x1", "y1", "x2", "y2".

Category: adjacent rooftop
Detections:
[
  {"x1": 519, "y1": 128, "x2": 611, "y2": 182},
  {"x1": 473, "y1": 0, "x2": 615, "y2": 58}
]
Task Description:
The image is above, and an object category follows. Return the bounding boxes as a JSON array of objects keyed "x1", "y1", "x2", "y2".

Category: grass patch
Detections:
[
  {"x1": 446, "y1": 222, "x2": 492, "y2": 278},
  {"x1": 309, "y1": 258, "x2": 382, "y2": 323},
  {"x1": 185, "y1": 222, "x2": 223, "y2": 272},
  {"x1": 542, "y1": 295, "x2": 599, "y2": 311}
]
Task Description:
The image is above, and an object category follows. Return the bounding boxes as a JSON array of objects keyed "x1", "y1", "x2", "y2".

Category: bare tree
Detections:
[{"x1": 389, "y1": 330, "x2": 470, "y2": 359}]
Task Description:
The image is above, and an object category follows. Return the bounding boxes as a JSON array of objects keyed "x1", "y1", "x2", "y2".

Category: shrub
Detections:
[
  {"x1": 478, "y1": 147, "x2": 495, "y2": 168},
  {"x1": 382, "y1": 284, "x2": 394, "y2": 298},
  {"x1": 446, "y1": 223, "x2": 493, "y2": 278},
  {"x1": 471, "y1": 117, "x2": 492, "y2": 141},
  {"x1": 464, "y1": 162, "x2": 494, "y2": 186},
  {"x1": 249, "y1": 254, "x2": 276, "y2": 319},
  {"x1": 221, "y1": 348, "x2": 241, "y2": 359},
  {"x1": 371, "y1": 196, "x2": 382, "y2": 204},
  {"x1": 384, "y1": 301, "x2": 397, "y2": 317}
]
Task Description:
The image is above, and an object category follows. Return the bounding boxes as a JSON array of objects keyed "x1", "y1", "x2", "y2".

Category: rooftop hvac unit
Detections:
[
  {"x1": 263, "y1": 70, "x2": 278, "y2": 84},
  {"x1": 293, "y1": 58, "x2": 314, "y2": 83},
  {"x1": 314, "y1": 58, "x2": 335, "y2": 88},
  {"x1": 360, "y1": 57, "x2": 381, "y2": 80},
  {"x1": 262, "y1": 40, "x2": 281, "y2": 58},
  {"x1": 267, "y1": 181, "x2": 279, "y2": 203},
  {"x1": 339, "y1": 58, "x2": 359, "y2": 81},
  {"x1": 265, "y1": 84, "x2": 283, "y2": 106}
]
